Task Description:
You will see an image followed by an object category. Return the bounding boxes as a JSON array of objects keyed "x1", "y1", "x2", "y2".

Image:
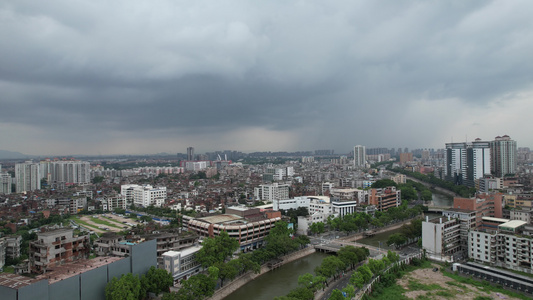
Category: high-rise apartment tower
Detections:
[
  {"x1": 353, "y1": 145, "x2": 366, "y2": 168},
  {"x1": 187, "y1": 147, "x2": 195, "y2": 161},
  {"x1": 490, "y1": 135, "x2": 517, "y2": 177}
]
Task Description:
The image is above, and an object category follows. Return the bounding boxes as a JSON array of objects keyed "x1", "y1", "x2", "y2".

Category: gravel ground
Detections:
[{"x1": 397, "y1": 263, "x2": 523, "y2": 300}]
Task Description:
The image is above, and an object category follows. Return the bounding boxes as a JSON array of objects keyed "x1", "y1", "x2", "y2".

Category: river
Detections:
[
  {"x1": 431, "y1": 191, "x2": 453, "y2": 207},
  {"x1": 223, "y1": 252, "x2": 328, "y2": 300}
]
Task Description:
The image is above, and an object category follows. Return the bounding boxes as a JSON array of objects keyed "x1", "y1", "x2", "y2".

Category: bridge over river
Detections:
[{"x1": 315, "y1": 239, "x2": 388, "y2": 257}]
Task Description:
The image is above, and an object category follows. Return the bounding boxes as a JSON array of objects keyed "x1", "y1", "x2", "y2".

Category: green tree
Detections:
[
  {"x1": 285, "y1": 286, "x2": 314, "y2": 300},
  {"x1": 368, "y1": 258, "x2": 385, "y2": 275},
  {"x1": 398, "y1": 185, "x2": 417, "y2": 201},
  {"x1": 215, "y1": 260, "x2": 239, "y2": 287},
  {"x1": 140, "y1": 215, "x2": 152, "y2": 223},
  {"x1": 420, "y1": 189, "x2": 433, "y2": 201},
  {"x1": 165, "y1": 267, "x2": 219, "y2": 300},
  {"x1": 92, "y1": 176, "x2": 105, "y2": 184},
  {"x1": 358, "y1": 265, "x2": 373, "y2": 282},
  {"x1": 386, "y1": 250, "x2": 400, "y2": 263},
  {"x1": 350, "y1": 271, "x2": 365, "y2": 288},
  {"x1": 315, "y1": 256, "x2": 345, "y2": 279},
  {"x1": 265, "y1": 221, "x2": 299, "y2": 256},
  {"x1": 237, "y1": 252, "x2": 261, "y2": 274},
  {"x1": 386, "y1": 233, "x2": 407, "y2": 248},
  {"x1": 337, "y1": 245, "x2": 360, "y2": 270},
  {"x1": 105, "y1": 273, "x2": 142, "y2": 300},
  {"x1": 196, "y1": 231, "x2": 239, "y2": 267},
  {"x1": 298, "y1": 273, "x2": 325, "y2": 293},
  {"x1": 310, "y1": 222, "x2": 325, "y2": 234},
  {"x1": 328, "y1": 289, "x2": 344, "y2": 300},
  {"x1": 141, "y1": 266, "x2": 173, "y2": 295},
  {"x1": 371, "y1": 179, "x2": 397, "y2": 188},
  {"x1": 342, "y1": 284, "x2": 356, "y2": 299}
]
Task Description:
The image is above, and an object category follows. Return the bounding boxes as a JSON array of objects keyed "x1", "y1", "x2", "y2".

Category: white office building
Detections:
[
  {"x1": 331, "y1": 199, "x2": 358, "y2": 218},
  {"x1": 121, "y1": 184, "x2": 167, "y2": 207},
  {"x1": 254, "y1": 183, "x2": 290, "y2": 202},
  {"x1": 296, "y1": 197, "x2": 333, "y2": 235},
  {"x1": 163, "y1": 246, "x2": 203, "y2": 282}
]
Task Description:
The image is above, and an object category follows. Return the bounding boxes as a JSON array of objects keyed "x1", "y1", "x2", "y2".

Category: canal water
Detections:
[
  {"x1": 223, "y1": 252, "x2": 328, "y2": 300},
  {"x1": 431, "y1": 192, "x2": 453, "y2": 206},
  {"x1": 357, "y1": 227, "x2": 404, "y2": 250}
]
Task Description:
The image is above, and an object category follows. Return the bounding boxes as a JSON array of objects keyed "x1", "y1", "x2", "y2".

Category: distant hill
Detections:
[{"x1": 0, "y1": 150, "x2": 33, "y2": 159}]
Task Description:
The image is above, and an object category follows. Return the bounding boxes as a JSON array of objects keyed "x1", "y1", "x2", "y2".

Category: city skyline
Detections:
[{"x1": 2, "y1": 1, "x2": 533, "y2": 155}]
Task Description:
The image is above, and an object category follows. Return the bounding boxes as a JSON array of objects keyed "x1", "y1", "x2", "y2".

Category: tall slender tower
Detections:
[
  {"x1": 187, "y1": 147, "x2": 195, "y2": 161},
  {"x1": 353, "y1": 145, "x2": 366, "y2": 168},
  {"x1": 491, "y1": 135, "x2": 517, "y2": 177},
  {"x1": 445, "y1": 142, "x2": 467, "y2": 185},
  {"x1": 466, "y1": 139, "x2": 491, "y2": 186},
  {"x1": 15, "y1": 161, "x2": 40, "y2": 193}
]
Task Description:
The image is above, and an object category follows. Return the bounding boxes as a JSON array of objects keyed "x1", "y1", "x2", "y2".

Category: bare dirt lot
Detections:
[
  {"x1": 397, "y1": 263, "x2": 523, "y2": 300},
  {"x1": 76, "y1": 214, "x2": 136, "y2": 234}
]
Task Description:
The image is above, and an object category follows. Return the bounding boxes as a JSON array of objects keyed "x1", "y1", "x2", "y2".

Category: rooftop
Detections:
[
  {"x1": 482, "y1": 217, "x2": 510, "y2": 223},
  {"x1": 198, "y1": 214, "x2": 243, "y2": 224},
  {"x1": 500, "y1": 220, "x2": 527, "y2": 230},
  {"x1": 180, "y1": 245, "x2": 202, "y2": 256},
  {"x1": 37, "y1": 228, "x2": 73, "y2": 236},
  {"x1": 35, "y1": 256, "x2": 125, "y2": 284},
  {"x1": 0, "y1": 273, "x2": 44, "y2": 289}
]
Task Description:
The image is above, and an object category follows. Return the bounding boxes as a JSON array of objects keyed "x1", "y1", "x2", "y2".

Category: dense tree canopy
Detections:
[
  {"x1": 105, "y1": 273, "x2": 142, "y2": 300},
  {"x1": 195, "y1": 231, "x2": 239, "y2": 267},
  {"x1": 141, "y1": 266, "x2": 173, "y2": 295}
]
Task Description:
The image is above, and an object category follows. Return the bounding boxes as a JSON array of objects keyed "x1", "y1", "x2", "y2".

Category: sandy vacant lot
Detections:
[
  {"x1": 397, "y1": 264, "x2": 523, "y2": 300},
  {"x1": 77, "y1": 214, "x2": 136, "y2": 234}
]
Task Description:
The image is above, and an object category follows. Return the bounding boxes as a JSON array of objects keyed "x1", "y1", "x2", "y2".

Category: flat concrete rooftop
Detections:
[
  {"x1": 0, "y1": 273, "x2": 44, "y2": 289},
  {"x1": 36, "y1": 256, "x2": 125, "y2": 284}
]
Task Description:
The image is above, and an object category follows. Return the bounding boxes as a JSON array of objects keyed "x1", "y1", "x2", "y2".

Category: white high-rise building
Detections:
[
  {"x1": 48, "y1": 160, "x2": 90, "y2": 184},
  {"x1": 445, "y1": 142, "x2": 467, "y2": 185},
  {"x1": 353, "y1": 145, "x2": 366, "y2": 168},
  {"x1": 0, "y1": 172, "x2": 11, "y2": 194},
  {"x1": 446, "y1": 140, "x2": 492, "y2": 187},
  {"x1": 15, "y1": 161, "x2": 40, "y2": 193},
  {"x1": 467, "y1": 139, "x2": 491, "y2": 185},
  {"x1": 121, "y1": 184, "x2": 167, "y2": 207},
  {"x1": 39, "y1": 159, "x2": 53, "y2": 182}
]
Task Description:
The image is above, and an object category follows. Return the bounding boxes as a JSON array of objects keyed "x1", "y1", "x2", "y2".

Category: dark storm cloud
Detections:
[{"x1": 1, "y1": 0, "x2": 533, "y2": 154}]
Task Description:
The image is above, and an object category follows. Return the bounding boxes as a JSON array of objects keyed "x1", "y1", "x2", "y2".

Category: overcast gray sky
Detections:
[{"x1": 1, "y1": 0, "x2": 532, "y2": 155}]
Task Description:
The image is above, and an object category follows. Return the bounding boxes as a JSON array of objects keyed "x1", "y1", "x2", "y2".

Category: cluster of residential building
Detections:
[
  {"x1": 444, "y1": 135, "x2": 518, "y2": 187},
  {"x1": 422, "y1": 192, "x2": 533, "y2": 274},
  {"x1": 0, "y1": 139, "x2": 532, "y2": 298}
]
